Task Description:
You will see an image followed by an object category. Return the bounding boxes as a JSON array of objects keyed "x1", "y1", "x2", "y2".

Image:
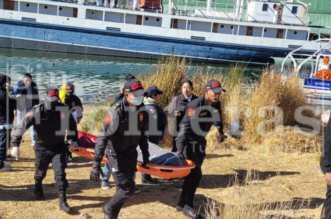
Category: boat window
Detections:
[
  {"x1": 286, "y1": 30, "x2": 307, "y2": 40},
  {"x1": 3, "y1": 0, "x2": 16, "y2": 11},
  {"x1": 105, "y1": 12, "x2": 124, "y2": 23},
  {"x1": 86, "y1": 9, "x2": 103, "y2": 21},
  {"x1": 262, "y1": 4, "x2": 268, "y2": 12},
  {"x1": 39, "y1": 4, "x2": 57, "y2": 16},
  {"x1": 171, "y1": 19, "x2": 186, "y2": 30},
  {"x1": 263, "y1": 28, "x2": 277, "y2": 38},
  {"x1": 213, "y1": 23, "x2": 238, "y2": 35},
  {"x1": 58, "y1": 6, "x2": 77, "y2": 18},
  {"x1": 188, "y1": 21, "x2": 211, "y2": 33},
  {"x1": 143, "y1": 16, "x2": 162, "y2": 27},
  {"x1": 292, "y1": 6, "x2": 298, "y2": 14},
  {"x1": 20, "y1": 2, "x2": 37, "y2": 13}
]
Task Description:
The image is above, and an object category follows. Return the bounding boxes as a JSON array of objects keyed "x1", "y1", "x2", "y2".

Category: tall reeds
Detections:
[{"x1": 79, "y1": 55, "x2": 321, "y2": 153}]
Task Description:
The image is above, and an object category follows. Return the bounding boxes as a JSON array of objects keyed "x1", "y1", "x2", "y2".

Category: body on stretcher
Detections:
[{"x1": 69, "y1": 132, "x2": 195, "y2": 179}]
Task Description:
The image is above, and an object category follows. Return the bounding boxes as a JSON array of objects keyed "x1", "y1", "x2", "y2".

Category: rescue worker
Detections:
[
  {"x1": 101, "y1": 74, "x2": 137, "y2": 189},
  {"x1": 175, "y1": 80, "x2": 227, "y2": 219},
  {"x1": 321, "y1": 112, "x2": 331, "y2": 219},
  {"x1": 64, "y1": 83, "x2": 83, "y2": 124},
  {"x1": 0, "y1": 75, "x2": 16, "y2": 172},
  {"x1": 11, "y1": 86, "x2": 78, "y2": 213},
  {"x1": 90, "y1": 78, "x2": 150, "y2": 219}
]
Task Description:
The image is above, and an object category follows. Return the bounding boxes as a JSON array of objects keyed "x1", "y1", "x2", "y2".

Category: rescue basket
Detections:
[{"x1": 69, "y1": 132, "x2": 195, "y2": 179}]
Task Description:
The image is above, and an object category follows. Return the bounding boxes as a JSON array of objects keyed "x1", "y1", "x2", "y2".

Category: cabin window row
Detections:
[
  {"x1": 1, "y1": 0, "x2": 77, "y2": 18},
  {"x1": 171, "y1": 19, "x2": 307, "y2": 40}
]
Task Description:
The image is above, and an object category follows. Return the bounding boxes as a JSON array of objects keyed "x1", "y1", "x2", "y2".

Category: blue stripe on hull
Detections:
[{"x1": 0, "y1": 18, "x2": 315, "y2": 65}]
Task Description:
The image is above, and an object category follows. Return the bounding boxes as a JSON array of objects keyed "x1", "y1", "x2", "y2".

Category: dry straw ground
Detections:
[{"x1": 0, "y1": 56, "x2": 327, "y2": 219}]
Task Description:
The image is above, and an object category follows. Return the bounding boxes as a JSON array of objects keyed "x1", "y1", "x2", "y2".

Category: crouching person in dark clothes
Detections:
[
  {"x1": 175, "y1": 80, "x2": 227, "y2": 219},
  {"x1": 11, "y1": 86, "x2": 78, "y2": 213},
  {"x1": 90, "y1": 78, "x2": 150, "y2": 219},
  {"x1": 321, "y1": 111, "x2": 331, "y2": 219}
]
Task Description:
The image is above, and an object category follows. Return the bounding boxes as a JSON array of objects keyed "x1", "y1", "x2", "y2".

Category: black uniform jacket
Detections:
[
  {"x1": 93, "y1": 97, "x2": 150, "y2": 163},
  {"x1": 12, "y1": 103, "x2": 78, "y2": 149},
  {"x1": 64, "y1": 94, "x2": 83, "y2": 119},
  {"x1": 176, "y1": 95, "x2": 224, "y2": 154},
  {"x1": 0, "y1": 89, "x2": 16, "y2": 125}
]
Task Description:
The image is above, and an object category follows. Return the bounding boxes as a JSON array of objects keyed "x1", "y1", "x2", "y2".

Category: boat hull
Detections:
[
  {"x1": 0, "y1": 18, "x2": 315, "y2": 65},
  {"x1": 305, "y1": 78, "x2": 331, "y2": 106}
]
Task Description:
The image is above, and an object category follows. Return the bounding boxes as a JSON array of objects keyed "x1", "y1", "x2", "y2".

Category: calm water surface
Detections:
[{"x1": 0, "y1": 48, "x2": 261, "y2": 103}]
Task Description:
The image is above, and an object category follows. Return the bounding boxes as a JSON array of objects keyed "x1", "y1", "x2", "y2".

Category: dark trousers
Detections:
[
  {"x1": 172, "y1": 136, "x2": 177, "y2": 152},
  {"x1": 180, "y1": 139, "x2": 206, "y2": 208},
  {"x1": 106, "y1": 150, "x2": 137, "y2": 210},
  {"x1": 321, "y1": 157, "x2": 331, "y2": 219},
  {"x1": 0, "y1": 128, "x2": 11, "y2": 168},
  {"x1": 34, "y1": 144, "x2": 68, "y2": 191}
]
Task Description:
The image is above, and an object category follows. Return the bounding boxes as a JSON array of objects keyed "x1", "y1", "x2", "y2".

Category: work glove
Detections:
[
  {"x1": 68, "y1": 140, "x2": 78, "y2": 148},
  {"x1": 177, "y1": 150, "x2": 185, "y2": 161},
  {"x1": 90, "y1": 162, "x2": 104, "y2": 182},
  {"x1": 217, "y1": 134, "x2": 228, "y2": 144},
  {"x1": 141, "y1": 158, "x2": 150, "y2": 169},
  {"x1": 11, "y1": 146, "x2": 20, "y2": 160}
]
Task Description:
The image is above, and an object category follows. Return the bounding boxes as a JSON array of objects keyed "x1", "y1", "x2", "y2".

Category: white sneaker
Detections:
[{"x1": 0, "y1": 164, "x2": 11, "y2": 172}]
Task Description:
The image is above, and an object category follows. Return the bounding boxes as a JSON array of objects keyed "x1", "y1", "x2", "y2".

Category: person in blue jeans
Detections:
[{"x1": 14, "y1": 73, "x2": 39, "y2": 146}]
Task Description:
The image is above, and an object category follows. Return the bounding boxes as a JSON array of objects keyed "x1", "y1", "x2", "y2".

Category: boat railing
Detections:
[
  {"x1": 280, "y1": 38, "x2": 331, "y2": 75},
  {"x1": 38, "y1": 0, "x2": 297, "y2": 26}
]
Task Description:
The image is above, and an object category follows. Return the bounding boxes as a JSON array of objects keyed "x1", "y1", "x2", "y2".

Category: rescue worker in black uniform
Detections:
[
  {"x1": 321, "y1": 112, "x2": 331, "y2": 219},
  {"x1": 11, "y1": 86, "x2": 78, "y2": 213},
  {"x1": 64, "y1": 83, "x2": 83, "y2": 124},
  {"x1": 175, "y1": 80, "x2": 227, "y2": 219},
  {"x1": 90, "y1": 78, "x2": 150, "y2": 219}
]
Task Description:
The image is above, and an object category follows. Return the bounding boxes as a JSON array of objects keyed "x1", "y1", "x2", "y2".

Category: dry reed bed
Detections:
[{"x1": 76, "y1": 56, "x2": 324, "y2": 219}]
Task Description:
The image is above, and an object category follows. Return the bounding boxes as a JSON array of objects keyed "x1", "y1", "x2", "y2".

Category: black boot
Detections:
[
  {"x1": 141, "y1": 175, "x2": 158, "y2": 184},
  {"x1": 102, "y1": 201, "x2": 123, "y2": 219},
  {"x1": 176, "y1": 195, "x2": 185, "y2": 212},
  {"x1": 58, "y1": 190, "x2": 71, "y2": 213},
  {"x1": 183, "y1": 205, "x2": 197, "y2": 219},
  {"x1": 34, "y1": 182, "x2": 45, "y2": 201},
  {"x1": 113, "y1": 203, "x2": 124, "y2": 218}
]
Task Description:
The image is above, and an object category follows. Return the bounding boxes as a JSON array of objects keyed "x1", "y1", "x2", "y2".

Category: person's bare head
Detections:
[
  {"x1": 182, "y1": 80, "x2": 193, "y2": 97},
  {"x1": 23, "y1": 73, "x2": 32, "y2": 87}
]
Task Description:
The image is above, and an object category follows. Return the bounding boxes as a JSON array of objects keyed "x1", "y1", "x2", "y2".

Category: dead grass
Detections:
[
  {"x1": 2, "y1": 57, "x2": 325, "y2": 218},
  {"x1": 0, "y1": 133, "x2": 324, "y2": 219}
]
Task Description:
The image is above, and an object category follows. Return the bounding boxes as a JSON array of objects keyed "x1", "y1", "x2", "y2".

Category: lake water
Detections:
[{"x1": 0, "y1": 48, "x2": 262, "y2": 104}]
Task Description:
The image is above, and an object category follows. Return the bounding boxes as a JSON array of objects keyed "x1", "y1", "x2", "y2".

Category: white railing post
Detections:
[
  {"x1": 206, "y1": 0, "x2": 211, "y2": 13},
  {"x1": 168, "y1": 0, "x2": 172, "y2": 14}
]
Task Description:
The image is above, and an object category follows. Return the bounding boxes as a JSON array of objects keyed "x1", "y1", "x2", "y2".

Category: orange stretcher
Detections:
[{"x1": 69, "y1": 132, "x2": 195, "y2": 179}]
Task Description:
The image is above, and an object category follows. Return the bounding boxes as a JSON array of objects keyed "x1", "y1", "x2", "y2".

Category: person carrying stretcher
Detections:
[{"x1": 89, "y1": 77, "x2": 150, "y2": 219}]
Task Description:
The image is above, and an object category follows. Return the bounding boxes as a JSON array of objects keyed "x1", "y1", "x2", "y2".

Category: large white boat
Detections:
[{"x1": 0, "y1": 0, "x2": 327, "y2": 64}]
